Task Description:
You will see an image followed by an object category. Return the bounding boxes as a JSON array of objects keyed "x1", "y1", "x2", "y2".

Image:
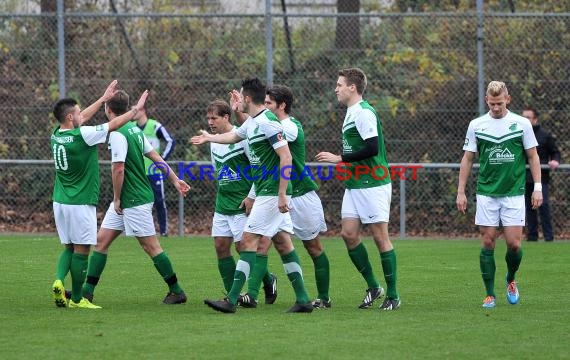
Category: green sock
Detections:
[
  {"x1": 82, "y1": 251, "x2": 107, "y2": 295},
  {"x1": 312, "y1": 252, "x2": 330, "y2": 301},
  {"x1": 505, "y1": 248, "x2": 523, "y2": 283},
  {"x1": 70, "y1": 253, "x2": 88, "y2": 303},
  {"x1": 55, "y1": 247, "x2": 73, "y2": 281},
  {"x1": 227, "y1": 251, "x2": 256, "y2": 304},
  {"x1": 218, "y1": 256, "x2": 236, "y2": 293},
  {"x1": 281, "y1": 250, "x2": 310, "y2": 304},
  {"x1": 262, "y1": 270, "x2": 273, "y2": 287},
  {"x1": 381, "y1": 249, "x2": 398, "y2": 299},
  {"x1": 480, "y1": 248, "x2": 496, "y2": 297},
  {"x1": 152, "y1": 252, "x2": 183, "y2": 294},
  {"x1": 246, "y1": 254, "x2": 268, "y2": 300},
  {"x1": 348, "y1": 243, "x2": 380, "y2": 289}
]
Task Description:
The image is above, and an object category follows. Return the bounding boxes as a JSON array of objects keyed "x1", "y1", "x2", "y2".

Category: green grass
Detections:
[{"x1": 0, "y1": 235, "x2": 569, "y2": 360}]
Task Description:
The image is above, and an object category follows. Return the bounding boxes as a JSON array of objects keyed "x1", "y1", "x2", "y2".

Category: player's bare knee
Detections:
[
  {"x1": 507, "y1": 243, "x2": 521, "y2": 252},
  {"x1": 505, "y1": 237, "x2": 522, "y2": 252},
  {"x1": 341, "y1": 229, "x2": 359, "y2": 247},
  {"x1": 73, "y1": 244, "x2": 91, "y2": 255},
  {"x1": 274, "y1": 241, "x2": 294, "y2": 255},
  {"x1": 303, "y1": 239, "x2": 323, "y2": 258},
  {"x1": 215, "y1": 247, "x2": 232, "y2": 258},
  {"x1": 139, "y1": 237, "x2": 163, "y2": 257},
  {"x1": 256, "y1": 236, "x2": 272, "y2": 254},
  {"x1": 214, "y1": 237, "x2": 232, "y2": 256},
  {"x1": 481, "y1": 236, "x2": 494, "y2": 248},
  {"x1": 94, "y1": 240, "x2": 111, "y2": 253},
  {"x1": 240, "y1": 235, "x2": 259, "y2": 252}
]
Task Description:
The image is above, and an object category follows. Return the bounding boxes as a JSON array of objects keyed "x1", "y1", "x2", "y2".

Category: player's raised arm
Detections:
[
  {"x1": 108, "y1": 90, "x2": 149, "y2": 132},
  {"x1": 229, "y1": 89, "x2": 249, "y2": 125},
  {"x1": 80, "y1": 80, "x2": 118, "y2": 125}
]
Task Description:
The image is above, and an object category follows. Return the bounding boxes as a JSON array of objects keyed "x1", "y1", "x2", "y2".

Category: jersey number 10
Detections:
[{"x1": 53, "y1": 144, "x2": 69, "y2": 170}]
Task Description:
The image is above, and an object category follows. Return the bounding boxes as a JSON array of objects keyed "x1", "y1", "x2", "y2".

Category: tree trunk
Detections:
[
  {"x1": 335, "y1": 0, "x2": 361, "y2": 49},
  {"x1": 40, "y1": 0, "x2": 76, "y2": 47},
  {"x1": 40, "y1": 0, "x2": 57, "y2": 47}
]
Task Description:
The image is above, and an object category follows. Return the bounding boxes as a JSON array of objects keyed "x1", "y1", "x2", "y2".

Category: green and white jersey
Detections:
[
  {"x1": 341, "y1": 100, "x2": 391, "y2": 189},
  {"x1": 210, "y1": 127, "x2": 252, "y2": 215},
  {"x1": 51, "y1": 123, "x2": 109, "y2": 205},
  {"x1": 109, "y1": 122, "x2": 155, "y2": 208},
  {"x1": 234, "y1": 109, "x2": 292, "y2": 196},
  {"x1": 463, "y1": 111, "x2": 538, "y2": 197},
  {"x1": 281, "y1": 117, "x2": 318, "y2": 197}
]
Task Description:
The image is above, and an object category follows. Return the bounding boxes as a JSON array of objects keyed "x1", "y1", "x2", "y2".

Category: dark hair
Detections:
[
  {"x1": 53, "y1": 98, "x2": 78, "y2": 123},
  {"x1": 523, "y1": 106, "x2": 539, "y2": 118},
  {"x1": 338, "y1": 67, "x2": 367, "y2": 95},
  {"x1": 206, "y1": 99, "x2": 231, "y2": 117},
  {"x1": 266, "y1": 85, "x2": 294, "y2": 114},
  {"x1": 106, "y1": 90, "x2": 129, "y2": 115},
  {"x1": 241, "y1": 77, "x2": 266, "y2": 105}
]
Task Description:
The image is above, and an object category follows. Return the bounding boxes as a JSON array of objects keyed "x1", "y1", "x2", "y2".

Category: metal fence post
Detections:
[
  {"x1": 399, "y1": 178, "x2": 406, "y2": 239},
  {"x1": 178, "y1": 193, "x2": 184, "y2": 236},
  {"x1": 265, "y1": 0, "x2": 273, "y2": 86},
  {"x1": 476, "y1": 0, "x2": 485, "y2": 115},
  {"x1": 57, "y1": 0, "x2": 66, "y2": 98}
]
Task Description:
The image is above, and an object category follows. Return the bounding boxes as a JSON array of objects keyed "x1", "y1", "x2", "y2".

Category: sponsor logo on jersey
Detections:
[{"x1": 489, "y1": 147, "x2": 515, "y2": 164}]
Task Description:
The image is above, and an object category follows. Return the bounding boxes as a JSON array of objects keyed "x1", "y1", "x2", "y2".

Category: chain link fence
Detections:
[{"x1": 1, "y1": 7, "x2": 569, "y2": 237}]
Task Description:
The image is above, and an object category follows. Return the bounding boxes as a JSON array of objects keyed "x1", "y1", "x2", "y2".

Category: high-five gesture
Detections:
[
  {"x1": 108, "y1": 89, "x2": 149, "y2": 132},
  {"x1": 101, "y1": 80, "x2": 119, "y2": 102},
  {"x1": 132, "y1": 90, "x2": 149, "y2": 115},
  {"x1": 80, "y1": 79, "x2": 119, "y2": 124},
  {"x1": 229, "y1": 89, "x2": 242, "y2": 112}
]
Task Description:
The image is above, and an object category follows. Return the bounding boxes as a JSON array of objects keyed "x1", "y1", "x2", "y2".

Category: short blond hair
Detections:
[{"x1": 486, "y1": 81, "x2": 509, "y2": 97}]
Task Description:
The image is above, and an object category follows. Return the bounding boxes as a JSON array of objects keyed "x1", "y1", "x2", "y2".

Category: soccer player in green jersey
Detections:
[
  {"x1": 264, "y1": 85, "x2": 331, "y2": 309},
  {"x1": 230, "y1": 95, "x2": 282, "y2": 308},
  {"x1": 316, "y1": 68, "x2": 400, "y2": 310},
  {"x1": 206, "y1": 99, "x2": 252, "y2": 292},
  {"x1": 206, "y1": 99, "x2": 279, "y2": 307},
  {"x1": 193, "y1": 77, "x2": 313, "y2": 313},
  {"x1": 51, "y1": 80, "x2": 149, "y2": 309},
  {"x1": 81, "y1": 90, "x2": 191, "y2": 305},
  {"x1": 457, "y1": 81, "x2": 543, "y2": 309}
]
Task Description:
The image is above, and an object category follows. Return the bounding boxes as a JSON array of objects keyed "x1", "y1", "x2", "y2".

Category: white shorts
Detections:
[
  {"x1": 290, "y1": 191, "x2": 327, "y2": 240},
  {"x1": 53, "y1": 202, "x2": 97, "y2": 245},
  {"x1": 245, "y1": 196, "x2": 293, "y2": 237},
  {"x1": 211, "y1": 212, "x2": 247, "y2": 242},
  {"x1": 100, "y1": 202, "x2": 156, "y2": 237},
  {"x1": 475, "y1": 194, "x2": 525, "y2": 227},
  {"x1": 341, "y1": 184, "x2": 392, "y2": 224}
]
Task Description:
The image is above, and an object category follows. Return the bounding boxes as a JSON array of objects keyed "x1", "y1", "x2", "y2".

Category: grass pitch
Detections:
[{"x1": 0, "y1": 235, "x2": 568, "y2": 359}]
